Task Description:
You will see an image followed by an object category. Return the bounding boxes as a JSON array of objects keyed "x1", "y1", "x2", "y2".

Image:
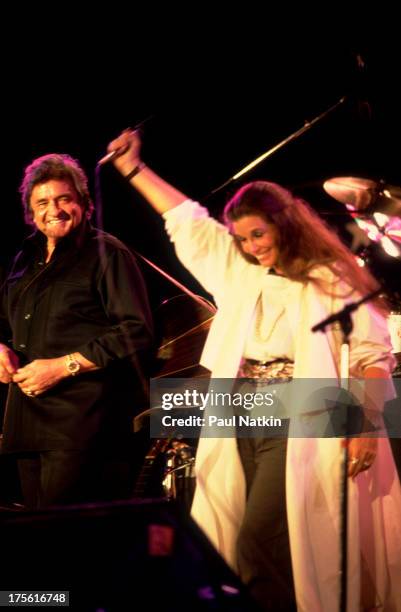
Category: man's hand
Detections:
[
  {"x1": 0, "y1": 343, "x2": 20, "y2": 383},
  {"x1": 12, "y1": 357, "x2": 67, "y2": 396}
]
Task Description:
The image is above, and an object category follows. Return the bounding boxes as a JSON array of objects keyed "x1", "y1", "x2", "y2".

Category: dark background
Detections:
[{"x1": 2, "y1": 27, "x2": 400, "y2": 308}]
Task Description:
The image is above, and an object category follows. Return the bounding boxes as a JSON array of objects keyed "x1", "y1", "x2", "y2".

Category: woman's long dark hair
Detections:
[{"x1": 224, "y1": 181, "x2": 386, "y2": 310}]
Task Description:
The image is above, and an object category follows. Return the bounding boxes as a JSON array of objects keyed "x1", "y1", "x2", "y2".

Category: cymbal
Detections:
[{"x1": 323, "y1": 176, "x2": 401, "y2": 217}]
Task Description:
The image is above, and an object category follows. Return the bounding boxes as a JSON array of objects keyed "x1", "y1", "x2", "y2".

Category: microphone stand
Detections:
[
  {"x1": 312, "y1": 287, "x2": 382, "y2": 612},
  {"x1": 210, "y1": 96, "x2": 346, "y2": 196}
]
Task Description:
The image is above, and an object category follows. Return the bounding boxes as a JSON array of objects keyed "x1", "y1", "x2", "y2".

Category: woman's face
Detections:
[{"x1": 231, "y1": 214, "x2": 280, "y2": 268}]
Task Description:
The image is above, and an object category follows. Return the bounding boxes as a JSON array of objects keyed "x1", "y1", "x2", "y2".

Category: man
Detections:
[{"x1": 0, "y1": 153, "x2": 154, "y2": 509}]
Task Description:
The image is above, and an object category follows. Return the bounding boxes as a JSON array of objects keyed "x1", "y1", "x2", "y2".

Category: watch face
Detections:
[{"x1": 67, "y1": 357, "x2": 80, "y2": 373}]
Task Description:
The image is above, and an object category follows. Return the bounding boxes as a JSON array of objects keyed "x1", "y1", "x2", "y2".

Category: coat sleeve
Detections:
[
  {"x1": 75, "y1": 247, "x2": 154, "y2": 368},
  {"x1": 348, "y1": 300, "x2": 396, "y2": 377},
  {"x1": 0, "y1": 291, "x2": 11, "y2": 346},
  {"x1": 163, "y1": 200, "x2": 245, "y2": 303},
  {"x1": 311, "y1": 266, "x2": 395, "y2": 377},
  {"x1": 0, "y1": 260, "x2": 14, "y2": 346}
]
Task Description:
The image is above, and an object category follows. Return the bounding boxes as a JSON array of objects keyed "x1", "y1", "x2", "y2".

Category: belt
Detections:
[{"x1": 238, "y1": 358, "x2": 294, "y2": 382}]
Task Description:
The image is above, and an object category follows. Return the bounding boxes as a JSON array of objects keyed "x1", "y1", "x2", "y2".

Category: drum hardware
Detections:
[
  {"x1": 162, "y1": 441, "x2": 196, "y2": 509},
  {"x1": 350, "y1": 213, "x2": 401, "y2": 258}
]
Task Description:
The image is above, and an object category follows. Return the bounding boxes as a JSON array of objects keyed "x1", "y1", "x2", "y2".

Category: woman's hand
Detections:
[
  {"x1": 347, "y1": 436, "x2": 378, "y2": 479},
  {"x1": 106, "y1": 128, "x2": 189, "y2": 214},
  {"x1": 347, "y1": 365, "x2": 390, "y2": 479},
  {"x1": 108, "y1": 129, "x2": 142, "y2": 176}
]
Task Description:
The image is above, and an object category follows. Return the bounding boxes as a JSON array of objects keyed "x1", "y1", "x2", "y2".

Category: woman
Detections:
[{"x1": 108, "y1": 129, "x2": 401, "y2": 611}]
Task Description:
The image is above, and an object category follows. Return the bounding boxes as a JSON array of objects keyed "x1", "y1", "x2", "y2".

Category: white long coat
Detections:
[{"x1": 164, "y1": 200, "x2": 401, "y2": 611}]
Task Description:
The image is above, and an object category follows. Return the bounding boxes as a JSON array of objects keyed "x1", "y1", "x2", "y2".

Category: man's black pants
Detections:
[{"x1": 17, "y1": 450, "x2": 132, "y2": 509}]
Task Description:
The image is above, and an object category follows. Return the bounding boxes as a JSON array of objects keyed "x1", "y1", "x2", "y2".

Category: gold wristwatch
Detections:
[{"x1": 66, "y1": 353, "x2": 81, "y2": 376}]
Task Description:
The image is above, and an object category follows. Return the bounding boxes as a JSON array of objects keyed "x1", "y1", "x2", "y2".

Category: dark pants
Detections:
[
  {"x1": 236, "y1": 437, "x2": 296, "y2": 611},
  {"x1": 17, "y1": 450, "x2": 132, "y2": 510}
]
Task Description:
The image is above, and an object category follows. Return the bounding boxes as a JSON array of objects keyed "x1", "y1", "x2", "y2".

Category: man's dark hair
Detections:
[{"x1": 20, "y1": 153, "x2": 94, "y2": 224}]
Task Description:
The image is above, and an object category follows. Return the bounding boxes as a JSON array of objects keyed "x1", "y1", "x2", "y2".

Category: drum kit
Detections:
[{"x1": 323, "y1": 176, "x2": 401, "y2": 371}]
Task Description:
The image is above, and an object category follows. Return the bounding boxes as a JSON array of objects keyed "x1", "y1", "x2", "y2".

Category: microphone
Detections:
[
  {"x1": 312, "y1": 287, "x2": 382, "y2": 333},
  {"x1": 97, "y1": 115, "x2": 154, "y2": 166},
  {"x1": 97, "y1": 144, "x2": 129, "y2": 166},
  {"x1": 311, "y1": 306, "x2": 354, "y2": 333}
]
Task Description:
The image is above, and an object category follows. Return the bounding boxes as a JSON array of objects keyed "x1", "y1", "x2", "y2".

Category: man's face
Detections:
[{"x1": 30, "y1": 179, "x2": 84, "y2": 246}]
